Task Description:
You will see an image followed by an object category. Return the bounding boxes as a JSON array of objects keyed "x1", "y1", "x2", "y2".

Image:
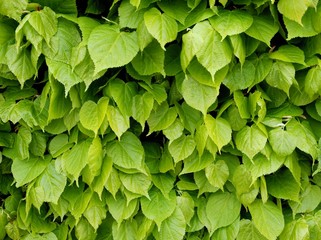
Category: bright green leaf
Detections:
[
  {"x1": 205, "y1": 160, "x2": 229, "y2": 190},
  {"x1": 88, "y1": 24, "x2": 139, "y2": 73},
  {"x1": 209, "y1": 10, "x2": 253, "y2": 39},
  {"x1": 235, "y1": 125, "x2": 267, "y2": 159},
  {"x1": 278, "y1": 0, "x2": 308, "y2": 24},
  {"x1": 249, "y1": 200, "x2": 285, "y2": 240},
  {"x1": 144, "y1": 8, "x2": 178, "y2": 49},
  {"x1": 141, "y1": 187, "x2": 176, "y2": 228},
  {"x1": 269, "y1": 127, "x2": 297, "y2": 156},
  {"x1": 168, "y1": 135, "x2": 196, "y2": 163},
  {"x1": 205, "y1": 115, "x2": 232, "y2": 151},
  {"x1": 206, "y1": 191, "x2": 241, "y2": 233}
]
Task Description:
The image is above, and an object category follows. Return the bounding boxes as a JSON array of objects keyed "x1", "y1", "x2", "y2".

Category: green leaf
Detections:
[
  {"x1": 163, "y1": 119, "x2": 184, "y2": 141},
  {"x1": 147, "y1": 102, "x2": 177, "y2": 134},
  {"x1": 209, "y1": 10, "x2": 253, "y2": 39},
  {"x1": 112, "y1": 219, "x2": 138, "y2": 240},
  {"x1": 237, "y1": 219, "x2": 268, "y2": 240},
  {"x1": 279, "y1": 219, "x2": 309, "y2": 240},
  {"x1": 283, "y1": 7, "x2": 321, "y2": 40},
  {"x1": 131, "y1": 40, "x2": 165, "y2": 76},
  {"x1": 0, "y1": 0, "x2": 27, "y2": 21},
  {"x1": 92, "y1": 155, "x2": 113, "y2": 198},
  {"x1": 75, "y1": 218, "x2": 97, "y2": 240},
  {"x1": 205, "y1": 160, "x2": 229, "y2": 190},
  {"x1": 105, "y1": 168, "x2": 121, "y2": 198},
  {"x1": 106, "y1": 192, "x2": 138, "y2": 224},
  {"x1": 156, "y1": 207, "x2": 186, "y2": 240},
  {"x1": 34, "y1": 161, "x2": 67, "y2": 204},
  {"x1": 83, "y1": 193, "x2": 107, "y2": 230},
  {"x1": 235, "y1": 125, "x2": 267, "y2": 159},
  {"x1": 180, "y1": 24, "x2": 204, "y2": 72},
  {"x1": 223, "y1": 61, "x2": 256, "y2": 91},
  {"x1": 269, "y1": 127, "x2": 297, "y2": 156},
  {"x1": 12, "y1": 156, "x2": 51, "y2": 187},
  {"x1": 289, "y1": 184, "x2": 321, "y2": 214},
  {"x1": 245, "y1": 15, "x2": 278, "y2": 46},
  {"x1": 181, "y1": 150, "x2": 214, "y2": 175},
  {"x1": 141, "y1": 187, "x2": 176, "y2": 228},
  {"x1": 266, "y1": 61, "x2": 296, "y2": 95},
  {"x1": 212, "y1": 217, "x2": 240, "y2": 240},
  {"x1": 249, "y1": 200, "x2": 285, "y2": 240},
  {"x1": 232, "y1": 165, "x2": 259, "y2": 206},
  {"x1": 266, "y1": 169, "x2": 300, "y2": 202},
  {"x1": 131, "y1": 92, "x2": 154, "y2": 130},
  {"x1": 61, "y1": 139, "x2": 92, "y2": 183},
  {"x1": 48, "y1": 134, "x2": 73, "y2": 158},
  {"x1": 229, "y1": 34, "x2": 246, "y2": 66},
  {"x1": 243, "y1": 149, "x2": 285, "y2": 182},
  {"x1": 181, "y1": 75, "x2": 218, "y2": 115},
  {"x1": 107, "y1": 132, "x2": 145, "y2": 173},
  {"x1": 28, "y1": 7, "x2": 58, "y2": 45},
  {"x1": 304, "y1": 66, "x2": 321, "y2": 97},
  {"x1": 176, "y1": 192, "x2": 194, "y2": 225},
  {"x1": 88, "y1": 24, "x2": 139, "y2": 73},
  {"x1": 79, "y1": 97, "x2": 108, "y2": 136},
  {"x1": 119, "y1": 172, "x2": 151, "y2": 197},
  {"x1": 118, "y1": 0, "x2": 145, "y2": 29},
  {"x1": 195, "y1": 21, "x2": 232, "y2": 78},
  {"x1": 29, "y1": 131, "x2": 47, "y2": 157},
  {"x1": 48, "y1": 79, "x2": 72, "y2": 122},
  {"x1": 106, "y1": 105, "x2": 130, "y2": 139},
  {"x1": 158, "y1": 0, "x2": 190, "y2": 25},
  {"x1": 144, "y1": 8, "x2": 178, "y2": 49},
  {"x1": 277, "y1": 0, "x2": 308, "y2": 24},
  {"x1": 152, "y1": 173, "x2": 175, "y2": 199},
  {"x1": 168, "y1": 135, "x2": 196, "y2": 163},
  {"x1": 5, "y1": 45, "x2": 36, "y2": 86},
  {"x1": 83, "y1": 137, "x2": 103, "y2": 184},
  {"x1": 205, "y1": 115, "x2": 232, "y2": 151},
  {"x1": 269, "y1": 45, "x2": 305, "y2": 65},
  {"x1": 206, "y1": 191, "x2": 241, "y2": 234}
]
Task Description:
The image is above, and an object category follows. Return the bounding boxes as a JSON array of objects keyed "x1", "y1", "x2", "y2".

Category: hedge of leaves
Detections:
[{"x1": 0, "y1": 0, "x2": 321, "y2": 239}]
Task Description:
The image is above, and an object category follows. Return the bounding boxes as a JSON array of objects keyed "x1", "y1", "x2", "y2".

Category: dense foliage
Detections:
[{"x1": 0, "y1": 0, "x2": 321, "y2": 239}]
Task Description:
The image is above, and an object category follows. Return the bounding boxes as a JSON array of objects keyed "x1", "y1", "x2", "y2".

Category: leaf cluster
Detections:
[{"x1": 0, "y1": 0, "x2": 321, "y2": 239}]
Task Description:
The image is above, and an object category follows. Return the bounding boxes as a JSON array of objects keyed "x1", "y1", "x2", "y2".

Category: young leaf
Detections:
[
  {"x1": 209, "y1": 10, "x2": 253, "y2": 39},
  {"x1": 131, "y1": 92, "x2": 154, "y2": 130},
  {"x1": 249, "y1": 200, "x2": 285, "y2": 240},
  {"x1": 88, "y1": 24, "x2": 139, "y2": 73},
  {"x1": 106, "y1": 192, "x2": 138, "y2": 224},
  {"x1": 304, "y1": 66, "x2": 321, "y2": 97},
  {"x1": 195, "y1": 21, "x2": 232, "y2": 78},
  {"x1": 83, "y1": 193, "x2": 107, "y2": 230},
  {"x1": 265, "y1": 61, "x2": 296, "y2": 95},
  {"x1": 0, "y1": 0, "x2": 28, "y2": 21},
  {"x1": 205, "y1": 160, "x2": 229, "y2": 190},
  {"x1": 268, "y1": 127, "x2": 297, "y2": 156},
  {"x1": 245, "y1": 15, "x2": 278, "y2": 46},
  {"x1": 12, "y1": 156, "x2": 51, "y2": 187},
  {"x1": 140, "y1": 187, "x2": 176, "y2": 228},
  {"x1": 106, "y1": 105, "x2": 130, "y2": 139},
  {"x1": 269, "y1": 45, "x2": 305, "y2": 65},
  {"x1": 119, "y1": 172, "x2": 151, "y2": 197},
  {"x1": 131, "y1": 40, "x2": 165, "y2": 76},
  {"x1": 168, "y1": 135, "x2": 196, "y2": 163},
  {"x1": 235, "y1": 125, "x2": 267, "y2": 159},
  {"x1": 206, "y1": 191, "x2": 241, "y2": 234},
  {"x1": 79, "y1": 97, "x2": 108, "y2": 136},
  {"x1": 155, "y1": 207, "x2": 186, "y2": 240},
  {"x1": 147, "y1": 102, "x2": 177, "y2": 134},
  {"x1": 205, "y1": 115, "x2": 232, "y2": 151},
  {"x1": 279, "y1": 219, "x2": 309, "y2": 240},
  {"x1": 34, "y1": 161, "x2": 67, "y2": 204},
  {"x1": 236, "y1": 219, "x2": 268, "y2": 240},
  {"x1": 277, "y1": 0, "x2": 308, "y2": 24},
  {"x1": 107, "y1": 132, "x2": 145, "y2": 173},
  {"x1": 181, "y1": 75, "x2": 218, "y2": 115},
  {"x1": 61, "y1": 139, "x2": 92, "y2": 183},
  {"x1": 266, "y1": 169, "x2": 300, "y2": 202},
  {"x1": 28, "y1": 7, "x2": 58, "y2": 45},
  {"x1": 144, "y1": 8, "x2": 178, "y2": 49},
  {"x1": 223, "y1": 61, "x2": 256, "y2": 91}
]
